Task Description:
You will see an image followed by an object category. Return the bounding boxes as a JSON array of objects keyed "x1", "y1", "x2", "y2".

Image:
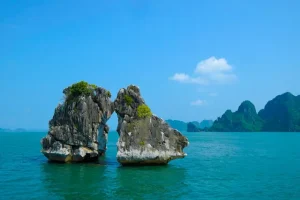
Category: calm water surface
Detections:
[{"x1": 0, "y1": 131, "x2": 300, "y2": 200}]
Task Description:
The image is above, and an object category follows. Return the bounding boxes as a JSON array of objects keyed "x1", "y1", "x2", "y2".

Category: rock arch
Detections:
[{"x1": 41, "y1": 83, "x2": 188, "y2": 165}]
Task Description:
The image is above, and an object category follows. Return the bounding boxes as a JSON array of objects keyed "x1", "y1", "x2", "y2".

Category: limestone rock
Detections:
[
  {"x1": 41, "y1": 82, "x2": 189, "y2": 165},
  {"x1": 114, "y1": 85, "x2": 189, "y2": 165},
  {"x1": 41, "y1": 82, "x2": 113, "y2": 162}
]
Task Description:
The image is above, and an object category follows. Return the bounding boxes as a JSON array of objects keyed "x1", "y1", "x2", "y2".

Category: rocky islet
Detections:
[
  {"x1": 114, "y1": 85, "x2": 189, "y2": 165},
  {"x1": 41, "y1": 81, "x2": 189, "y2": 165},
  {"x1": 41, "y1": 82, "x2": 114, "y2": 162}
]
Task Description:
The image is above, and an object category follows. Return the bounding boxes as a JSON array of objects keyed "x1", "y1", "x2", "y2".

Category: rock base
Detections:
[
  {"x1": 117, "y1": 149, "x2": 186, "y2": 165},
  {"x1": 41, "y1": 137, "x2": 100, "y2": 163}
]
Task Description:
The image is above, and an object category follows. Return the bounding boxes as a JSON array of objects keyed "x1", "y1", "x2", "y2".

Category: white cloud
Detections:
[
  {"x1": 208, "y1": 92, "x2": 218, "y2": 97},
  {"x1": 169, "y1": 73, "x2": 190, "y2": 82},
  {"x1": 195, "y1": 57, "x2": 232, "y2": 74},
  {"x1": 170, "y1": 57, "x2": 237, "y2": 85},
  {"x1": 169, "y1": 73, "x2": 208, "y2": 85},
  {"x1": 190, "y1": 99, "x2": 206, "y2": 106}
]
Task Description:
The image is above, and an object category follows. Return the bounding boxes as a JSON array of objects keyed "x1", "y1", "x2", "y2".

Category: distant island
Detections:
[
  {"x1": 166, "y1": 92, "x2": 300, "y2": 132},
  {"x1": 165, "y1": 119, "x2": 213, "y2": 132},
  {"x1": 210, "y1": 92, "x2": 300, "y2": 132},
  {"x1": 0, "y1": 128, "x2": 27, "y2": 132},
  {"x1": 0, "y1": 128, "x2": 47, "y2": 132}
]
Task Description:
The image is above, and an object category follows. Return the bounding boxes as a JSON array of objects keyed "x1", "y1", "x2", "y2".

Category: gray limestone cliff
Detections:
[
  {"x1": 114, "y1": 85, "x2": 189, "y2": 165},
  {"x1": 41, "y1": 82, "x2": 189, "y2": 165},
  {"x1": 41, "y1": 82, "x2": 113, "y2": 162}
]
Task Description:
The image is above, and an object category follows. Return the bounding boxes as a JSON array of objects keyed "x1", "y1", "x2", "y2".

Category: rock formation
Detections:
[
  {"x1": 187, "y1": 122, "x2": 201, "y2": 132},
  {"x1": 114, "y1": 85, "x2": 189, "y2": 165},
  {"x1": 258, "y1": 92, "x2": 300, "y2": 132},
  {"x1": 209, "y1": 100, "x2": 264, "y2": 132},
  {"x1": 41, "y1": 82, "x2": 189, "y2": 165},
  {"x1": 41, "y1": 81, "x2": 113, "y2": 162}
]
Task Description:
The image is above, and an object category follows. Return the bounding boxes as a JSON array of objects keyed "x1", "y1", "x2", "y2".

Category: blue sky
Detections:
[{"x1": 0, "y1": 0, "x2": 299, "y2": 129}]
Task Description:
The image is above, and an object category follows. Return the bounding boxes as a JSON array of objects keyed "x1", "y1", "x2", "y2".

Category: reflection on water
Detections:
[
  {"x1": 113, "y1": 165, "x2": 187, "y2": 199},
  {"x1": 40, "y1": 162, "x2": 109, "y2": 200},
  {"x1": 40, "y1": 159, "x2": 187, "y2": 199},
  {"x1": 39, "y1": 129, "x2": 188, "y2": 199}
]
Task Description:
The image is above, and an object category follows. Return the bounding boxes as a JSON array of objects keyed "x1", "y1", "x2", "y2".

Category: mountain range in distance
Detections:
[
  {"x1": 165, "y1": 119, "x2": 213, "y2": 132},
  {"x1": 166, "y1": 92, "x2": 300, "y2": 132},
  {"x1": 210, "y1": 92, "x2": 300, "y2": 132}
]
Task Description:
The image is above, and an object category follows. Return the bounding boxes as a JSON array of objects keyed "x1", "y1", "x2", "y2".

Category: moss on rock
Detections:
[
  {"x1": 137, "y1": 104, "x2": 152, "y2": 118},
  {"x1": 124, "y1": 94, "x2": 133, "y2": 106}
]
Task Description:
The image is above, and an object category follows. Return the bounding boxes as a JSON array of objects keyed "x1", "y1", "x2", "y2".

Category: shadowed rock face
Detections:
[
  {"x1": 41, "y1": 86, "x2": 113, "y2": 162},
  {"x1": 114, "y1": 85, "x2": 189, "y2": 165}
]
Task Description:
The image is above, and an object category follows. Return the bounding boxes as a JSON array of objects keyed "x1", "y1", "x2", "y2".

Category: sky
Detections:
[{"x1": 0, "y1": 0, "x2": 299, "y2": 130}]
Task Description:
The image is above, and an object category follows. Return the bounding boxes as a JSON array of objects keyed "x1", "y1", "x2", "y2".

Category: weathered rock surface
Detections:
[
  {"x1": 41, "y1": 84, "x2": 113, "y2": 162},
  {"x1": 114, "y1": 85, "x2": 189, "y2": 165},
  {"x1": 41, "y1": 82, "x2": 189, "y2": 165}
]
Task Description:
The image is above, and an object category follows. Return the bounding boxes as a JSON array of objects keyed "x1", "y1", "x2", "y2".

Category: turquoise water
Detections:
[{"x1": 1, "y1": 131, "x2": 300, "y2": 200}]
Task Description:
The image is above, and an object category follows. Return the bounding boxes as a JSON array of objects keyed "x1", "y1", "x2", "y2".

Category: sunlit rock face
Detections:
[
  {"x1": 114, "y1": 85, "x2": 189, "y2": 165},
  {"x1": 41, "y1": 84, "x2": 113, "y2": 162}
]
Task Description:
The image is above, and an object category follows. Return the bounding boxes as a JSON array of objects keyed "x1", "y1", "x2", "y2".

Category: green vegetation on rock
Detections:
[
  {"x1": 126, "y1": 121, "x2": 136, "y2": 132},
  {"x1": 124, "y1": 94, "x2": 133, "y2": 105},
  {"x1": 210, "y1": 101, "x2": 263, "y2": 132},
  {"x1": 258, "y1": 92, "x2": 300, "y2": 132},
  {"x1": 65, "y1": 81, "x2": 97, "y2": 102},
  {"x1": 139, "y1": 140, "x2": 145, "y2": 146},
  {"x1": 209, "y1": 92, "x2": 300, "y2": 132},
  {"x1": 106, "y1": 91, "x2": 111, "y2": 98},
  {"x1": 89, "y1": 84, "x2": 97, "y2": 89},
  {"x1": 137, "y1": 104, "x2": 152, "y2": 118}
]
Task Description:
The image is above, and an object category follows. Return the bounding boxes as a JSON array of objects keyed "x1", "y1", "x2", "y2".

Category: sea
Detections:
[{"x1": 0, "y1": 131, "x2": 300, "y2": 200}]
